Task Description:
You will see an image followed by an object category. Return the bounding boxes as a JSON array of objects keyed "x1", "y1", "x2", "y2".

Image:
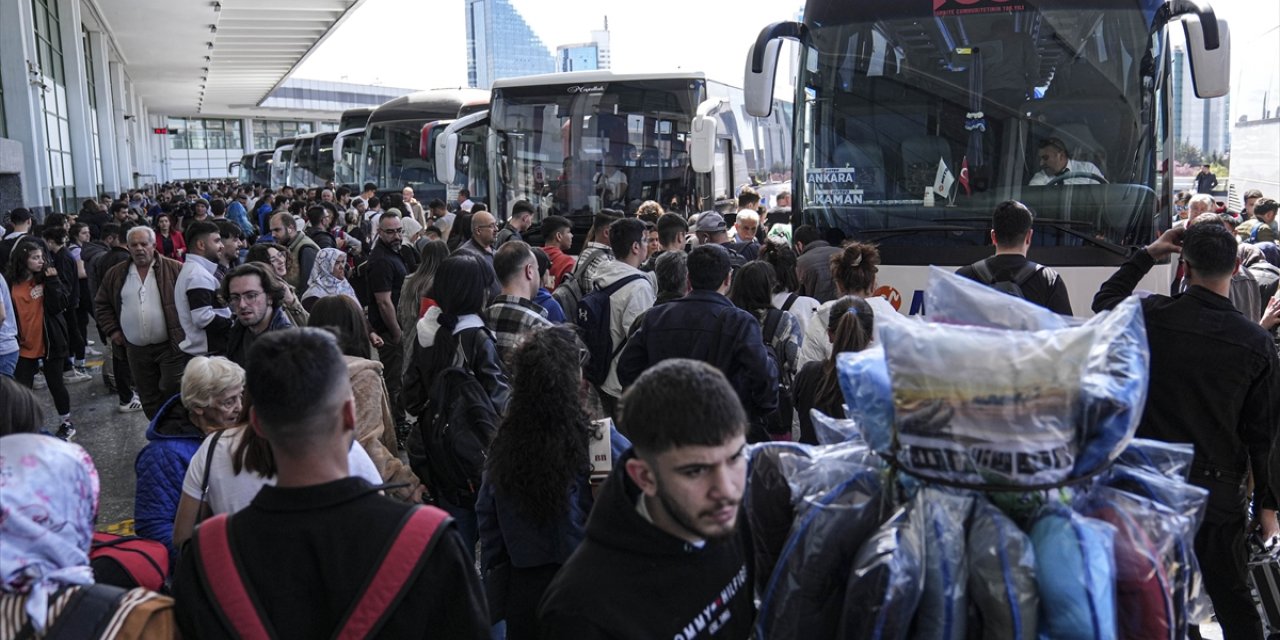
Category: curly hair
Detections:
[{"x1": 485, "y1": 325, "x2": 593, "y2": 524}]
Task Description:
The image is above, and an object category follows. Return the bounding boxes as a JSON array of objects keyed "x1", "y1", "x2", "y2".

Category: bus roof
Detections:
[
  {"x1": 273, "y1": 136, "x2": 296, "y2": 149},
  {"x1": 367, "y1": 88, "x2": 490, "y2": 125},
  {"x1": 491, "y1": 70, "x2": 710, "y2": 90},
  {"x1": 339, "y1": 107, "x2": 374, "y2": 131}
]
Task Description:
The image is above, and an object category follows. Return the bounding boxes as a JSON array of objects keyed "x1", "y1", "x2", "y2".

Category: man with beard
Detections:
[
  {"x1": 220, "y1": 262, "x2": 293, "y2": 368},
  {"x1": 539, "y1": 359, "x2": 753, "y2": 639}
]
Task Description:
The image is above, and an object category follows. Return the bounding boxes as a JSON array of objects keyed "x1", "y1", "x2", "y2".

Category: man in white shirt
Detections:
[
  {"x1": 1029, "y1": 137, "x2": 1104, "y2": 186},
  {"x1": 93, "y1": 226, "x2": 189, "y2": 417}
]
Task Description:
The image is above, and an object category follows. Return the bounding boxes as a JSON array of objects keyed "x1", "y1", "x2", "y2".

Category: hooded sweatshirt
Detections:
[{"x1": 538, "y1": 449, "x2": 754, "y2": 640}]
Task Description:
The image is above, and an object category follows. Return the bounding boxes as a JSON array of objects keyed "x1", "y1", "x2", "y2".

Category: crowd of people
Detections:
[{"x1": 2, "y1": 178, "x2": 1279, "y2": 638}]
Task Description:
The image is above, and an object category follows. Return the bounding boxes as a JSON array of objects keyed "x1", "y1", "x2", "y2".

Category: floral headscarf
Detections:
[
  {"x1": 0, "y1": 433, "x2": 100, "y2": 632},
  {"x1": 302, "y1": 247, "x2": 358, "y2": 303}
]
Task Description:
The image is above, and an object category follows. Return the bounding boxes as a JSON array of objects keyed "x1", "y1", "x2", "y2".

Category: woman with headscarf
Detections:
[
  {"x1": 300, "y1": 247, "x2": 358, "y2": 311},
  {"x1": 0, "y1": 434, "x2": 175, "y2": 637}
]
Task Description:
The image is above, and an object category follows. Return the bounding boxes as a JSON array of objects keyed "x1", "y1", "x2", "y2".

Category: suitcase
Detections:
[{"x1": 1248, "y1": 547, "x2": 1280, "y2": 636}]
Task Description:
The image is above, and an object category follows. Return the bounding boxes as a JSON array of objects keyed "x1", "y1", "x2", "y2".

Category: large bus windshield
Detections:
[
  {"x1": 489, "y1": 77, "x2": 703, "y2": 219},
  {"x1": 796, "y1": 2, "x2": 1165, "y2": 266},
  {"x1": 364, "y1": 120, "x2": 438, "y2": 191}
]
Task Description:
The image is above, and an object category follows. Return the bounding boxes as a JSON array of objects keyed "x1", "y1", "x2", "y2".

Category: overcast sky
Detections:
[{"x1": 294, "y1": 0, "x2": 1277, "y2": 119}]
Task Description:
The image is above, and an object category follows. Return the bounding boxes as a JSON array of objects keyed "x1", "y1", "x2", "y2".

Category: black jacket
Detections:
[
  {"x1": 618, "y1": 291, "x2": 778, "y2": 419},
  {"x1": 538, "y1": 449, "x2": 755, "y2": 639},
  {"x1": 1094, "y1": 248, "x2": 1280, "y2": 521},
  {"x1": 172, "y1": 478, "x2": 489, "y2": 639},
  {"x1": 955, "y1": 254, "x2": 1073, "y2": 315},
  {"x1": 795, "y1": 241, "x2": 841, "y2": 303},
  {"x1": 222, "y1": 306, "x2": 293, "y2": 368},
  {"x1": 404, "y1": 325, "x2": 510, "y2": 419}
]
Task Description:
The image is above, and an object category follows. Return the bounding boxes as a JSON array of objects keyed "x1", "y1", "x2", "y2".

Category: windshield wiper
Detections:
[
  {"x1": 851, "y1": 224, "x2": 986, "y2": 243},
  {"x1": 944, "y1": 216, "x2": 1132, "y2": 258}
]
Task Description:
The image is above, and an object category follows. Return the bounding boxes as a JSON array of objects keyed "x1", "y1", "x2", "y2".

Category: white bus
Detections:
[
  {"x1": 1226, "y1": 23, "x2": 1279, "y2": 213},
  {"x1": 439, "y1": 70, "x2": 790, "y2": 237},
  {"x1": 745, "y1": 0, "x2": 1231, "y2": 315}
]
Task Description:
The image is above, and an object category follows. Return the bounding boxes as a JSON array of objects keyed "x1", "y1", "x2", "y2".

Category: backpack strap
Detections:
[
  {"x1": 575, "y1": 249, "x2": 611, "y2": 290},
  {"x1": 971, "y1": 258, "x2": 997, "y2": 285},
  {"x1": 333, "y1": 507, "x2": 451, "y2": 639},
  {"x1": 599, "y1": 273, "x2": 648, "y2": 298},
  {"x1": 42, "y1": 584, "x2": 129, "y2": 640},
  {"x1": 195, "y1": 514, "x2": 275, "y2": 640},
  {"x1": 780, "y1": 292, "x2": 799, "y2": 313},
  {"x1": 1011, "y1": 261, "x2": 1042, "y2": 287},
  {"x1": 197, "y1": 429, "x2": 225, "y2": 518},
  {"x1": 762, "y1": 308, "x2": 785, "y2": 347}
]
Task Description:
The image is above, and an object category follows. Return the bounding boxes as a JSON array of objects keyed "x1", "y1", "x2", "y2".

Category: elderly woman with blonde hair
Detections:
[{"x1": 133, "y1": 356, "x2": 244, "y2": 558}]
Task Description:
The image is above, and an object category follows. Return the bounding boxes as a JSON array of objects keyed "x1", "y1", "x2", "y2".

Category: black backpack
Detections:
[
  {"x1": 760, "y1": 308, "x2": 798, "y2": 438},
  {"x1": 577, "y1": 274, "x2": 648, "y2": 386},
  {"x1": 412, "y1": 329, "x2": 500, "y2": 508},
  {"x1": 971, "y1": 259, "x2": 1041, "y2": 300}
]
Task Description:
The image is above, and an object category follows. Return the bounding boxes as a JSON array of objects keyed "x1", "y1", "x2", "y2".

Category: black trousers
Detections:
[
  {"x1": 1190, "y1": 516, "x2": 1263, "y2": 639},
  {"x1": 15, "y1": 356, "x2": 70, "y2": 415},
  {"x1": 125, "y1": 341, "x2": 189, "y2": 419}
]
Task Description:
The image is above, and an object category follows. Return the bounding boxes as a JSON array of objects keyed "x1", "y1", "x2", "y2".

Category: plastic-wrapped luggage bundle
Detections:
[
  {"x1": 839, "y1": 503, "x2": 925, "y2": 640},
  {"x1": 1029, "y1": 503, "x2": 1118, "y2": 640},
  {"x1": 756, "y1": 459, "x2": 886, "y2": 639},
  {"x1": 967, "y1": 499, "x2": 1039, "y2": 640}
]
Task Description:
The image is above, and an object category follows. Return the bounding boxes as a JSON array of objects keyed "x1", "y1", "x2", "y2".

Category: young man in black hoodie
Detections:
[{"x1": 539, "y1": 358, "x2": 753, "y2": 639}]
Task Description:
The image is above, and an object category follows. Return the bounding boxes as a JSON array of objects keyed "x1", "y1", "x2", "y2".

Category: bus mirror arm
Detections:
[
  {"x1": 749, "y1": 21, "x2": 807, "y2": 73},
  {"x1": 1163, "y1": 0, "x2": 1219, "y2": 50}
]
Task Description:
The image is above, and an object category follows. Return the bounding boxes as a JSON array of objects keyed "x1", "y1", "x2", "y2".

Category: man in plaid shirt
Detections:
[{"x1": 484, "y1": 241, "x2": 552, "y2": 362}]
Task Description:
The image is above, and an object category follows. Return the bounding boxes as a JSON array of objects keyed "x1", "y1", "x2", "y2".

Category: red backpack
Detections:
[
  {"x1": 89, "y1": 533, "x2": 170, "y2": 592},
  {"x1": 194, "y1": 506, "x2": 449, "y2": 639}
]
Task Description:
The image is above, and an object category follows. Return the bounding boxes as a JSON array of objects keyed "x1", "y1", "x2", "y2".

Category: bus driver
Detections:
[{"x1": 1029, "y1": 137, "x2": 1104, "y2": 186}]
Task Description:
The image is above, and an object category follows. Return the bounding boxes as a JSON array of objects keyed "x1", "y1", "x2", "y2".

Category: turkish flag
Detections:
[{"x1": 959, "y1": 156, "x2": 971, "y2": 195}]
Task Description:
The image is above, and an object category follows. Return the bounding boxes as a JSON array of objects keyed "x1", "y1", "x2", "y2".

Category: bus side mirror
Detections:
[
  {"x1": 691, "y1": 98, "x2": 720, "y2": 174},
  {"x1": 441, "y1": 133, "x2": 460, "y2": 185},
  {"x1": 745, "y1": 38, "x2": 784, "y2": 118},
  {"x1": 1182, "y1": 16, "x2": 1230, "y2": 98}
]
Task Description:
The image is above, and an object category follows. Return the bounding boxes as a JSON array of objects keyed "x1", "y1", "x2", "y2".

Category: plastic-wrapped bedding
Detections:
[
  {"x1": 1077, "y1": 488, "x2": 1176, "y2": 640},
  {"x1": 913, "y1": 487, "x2": 973, "y2": 640},
  {"x1": 1072, "y1": 297, "x2": 1148, "y2": 478},
  {"x1": 838, "y1": 504, "x2": 925, "y2": 640},
  {"x1": 811, "y1": 409, "x2": 864, "y2": 446},
  {"x1": 757, "y1": 467, "x2": 886, "y2": 639},
  {"x1": 1100, "y1": 466, "x2": 1211, "y2": 636},
  {"x1": 1029, "y1": 504, "x2": 1117, "y2": 640},
  {"x1": 925, "y1": 266, "x2": 1076, "y2": 331},
  {"x1": 836, "y1": 346, "x2": 894, "y2": 454},
  {"x1": 745, "y1": 442, "x2": 811, "y2": 596},
  {"x1": 967, "y1": 499, "x2": 1038, "y2": 640},
  {"x1": 1113, "y1": 439, "x2": 1195, "y2": 480}
]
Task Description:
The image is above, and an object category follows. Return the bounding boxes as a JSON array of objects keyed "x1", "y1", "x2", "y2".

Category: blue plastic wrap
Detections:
[
  {"x1": 758, "y1": 467, "x2": 887, "y2": 639},
  {"x1": 925, "y1": 266, "x2": 1076, "y2": 331},
  {"x1": 913, "y1": 487, "x2": 973, "y2": 640},
  {"x1": 1072, "y1": 297, "x2": 1149, "y2": 477},
  {"x1": 1113, "y1": 439, "x2": 1195, "y2": 480},
  {"x1": 1077, "y1": 487, "x2": 1180, "y2": 640},
  {"x1": 967, "y1": 499, "x2": 1038, "y2": 640},
  {"x1": 839, "y1": 504, "x2": 925, "y2": 639},
  {"x1": 836, "y1": 346, "x2": 895, "y2": 454},
  {"x1": 811, "y1": 409, "x2": 866, "y2": 446},
  {"x1": 1029, "y1": 504, "x2": 1117, "y2": 640}
]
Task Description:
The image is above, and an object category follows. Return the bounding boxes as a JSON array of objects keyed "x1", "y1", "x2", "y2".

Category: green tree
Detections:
[{"x1": 1175, "y1": 140, "x2": 1204, "y2": 166}]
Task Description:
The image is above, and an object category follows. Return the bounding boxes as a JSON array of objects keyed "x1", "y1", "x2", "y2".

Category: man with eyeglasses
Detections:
[
  {"x1": 220, "y1": 262, "x2": 294, "y2": 368},
  {"x1": 93, "y1": 225, "x2": 187, "y2": 417},
  {"x1": 368, "y1": 212, "x2": 410, "y2": 432},
  {"x1": 455, "y1": 210, "x2": 502, "y2": 298}
]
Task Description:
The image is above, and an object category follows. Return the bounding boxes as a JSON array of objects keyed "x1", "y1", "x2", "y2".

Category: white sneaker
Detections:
[
  {"x1": 86, "y1": 346, "x2": 103, "y2": 356},
  {"x1": 118, "y1": 394, "x2": 144, "y2": 413},
  {"x1": 63, "y1": 368, "x2": 92, "y2": 384}
]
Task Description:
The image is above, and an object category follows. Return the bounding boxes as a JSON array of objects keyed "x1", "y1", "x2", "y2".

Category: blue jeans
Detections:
[{"x1": 0, "y1": 350, "x2": 16, "y2": 377}]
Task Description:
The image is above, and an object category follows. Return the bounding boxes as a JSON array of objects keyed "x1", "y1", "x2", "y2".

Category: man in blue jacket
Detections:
[{"x1": 617, "y1": 244, "x2": 778, "y2": 439}]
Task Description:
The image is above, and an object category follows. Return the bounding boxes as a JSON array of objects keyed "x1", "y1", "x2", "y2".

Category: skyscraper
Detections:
[
  {"x1": 465, "y1": 0, "x2": 555, "y2": 89},
  {"x1": 554, "y1": 17, "x2": 611, "y2": 73},
  {"x1": 1171, "y1": 45, "x2": 1230, "y2": 158}
]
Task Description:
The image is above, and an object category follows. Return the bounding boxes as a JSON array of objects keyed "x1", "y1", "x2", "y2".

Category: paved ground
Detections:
[{"x1": 28, "y1": 353, "x2": 150, "y2": 527}]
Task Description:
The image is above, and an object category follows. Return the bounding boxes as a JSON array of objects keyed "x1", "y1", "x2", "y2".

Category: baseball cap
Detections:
[{"x1": 694, "y1": 211, "x2": 726, "y2": 233}]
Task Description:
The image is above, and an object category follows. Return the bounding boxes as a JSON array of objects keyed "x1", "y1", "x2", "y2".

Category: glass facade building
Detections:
[
  {"x1": 32, "y1": 0, "x2": 76, "y2": 212},
  {"x1": 556, "y1": 44, "x2": 599, "y2": 72},
  {"x1": 465, "y1": 0, "x2": 555, "y2": 89}
]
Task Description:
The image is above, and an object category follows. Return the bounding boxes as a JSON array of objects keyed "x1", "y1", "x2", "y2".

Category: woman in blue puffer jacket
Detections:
[{"x1": 133, "y1": 356, "x2": 244, "y2": 559}]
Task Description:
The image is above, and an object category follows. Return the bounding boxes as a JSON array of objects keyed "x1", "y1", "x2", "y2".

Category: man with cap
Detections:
[{"x1": 694, "y1": 212, "x2": 746, "y2": 270}]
